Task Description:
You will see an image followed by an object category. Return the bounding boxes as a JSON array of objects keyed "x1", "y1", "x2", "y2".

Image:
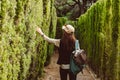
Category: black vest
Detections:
[{"x1": 57, "y1": 40, "x2": 74, "y2": 64}]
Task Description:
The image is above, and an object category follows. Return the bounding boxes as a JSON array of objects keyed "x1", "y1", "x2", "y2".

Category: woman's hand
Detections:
[{"x1": 36, "y1": 27, "x2": 44, "y2": 35}]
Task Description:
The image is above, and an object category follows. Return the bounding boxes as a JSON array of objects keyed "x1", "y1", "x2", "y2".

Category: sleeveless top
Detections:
[{"x1": 57, "y1": 40, "x2": 74, "y2": 65}]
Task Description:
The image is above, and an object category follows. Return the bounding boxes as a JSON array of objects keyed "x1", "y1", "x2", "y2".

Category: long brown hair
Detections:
[{"x1": 60, "y1": 30, "x2": 76, "y2": 52}]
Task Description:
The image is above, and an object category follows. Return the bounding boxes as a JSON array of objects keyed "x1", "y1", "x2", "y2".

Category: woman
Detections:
[{"x1": 36, "y1": 24, "x2": 77, "y2": 80}]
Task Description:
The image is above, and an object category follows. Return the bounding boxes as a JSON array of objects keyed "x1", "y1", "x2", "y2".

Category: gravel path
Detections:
[{"x1": 41, "y1": 52, "x2": 100, "y2": 80}]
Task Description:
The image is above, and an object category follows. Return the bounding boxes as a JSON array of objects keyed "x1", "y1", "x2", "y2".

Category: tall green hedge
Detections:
[
  {"x1": 0, "y1": 0, "x2": 57, "y2": 80},
  {"x1": 45, "y1": 0, "x2": 57, "y2": 66},
  {"x1": 74, "y1": 0, "x2": 120, "y2": 80}
]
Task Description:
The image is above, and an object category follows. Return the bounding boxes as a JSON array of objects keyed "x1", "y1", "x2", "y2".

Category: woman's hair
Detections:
[{"x1": 61, "y1": 30, "x2": 76, "y2": 51}]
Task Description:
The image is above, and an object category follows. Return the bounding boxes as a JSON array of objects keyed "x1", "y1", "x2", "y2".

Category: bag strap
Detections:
[{"x1": 75, "y1": 40, "x2": 80, "y2": 50}]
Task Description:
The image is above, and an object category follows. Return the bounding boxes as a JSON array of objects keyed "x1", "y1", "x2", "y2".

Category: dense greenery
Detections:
[
  {"x1": 55, "y1": 0, "x2": 97, "y2": 20},
  {"x1": 0, "y1": 0, "x2": 57, "y2": 80},
  {"x1": 0, "y1": 0, "x2": 120, "y2": 80},
  {"x1": 75, "y1": 0, "x2": 120, "y2": 80},
  {"x1": 56, "y1": 0, "x2": 120, "y2": 80}
]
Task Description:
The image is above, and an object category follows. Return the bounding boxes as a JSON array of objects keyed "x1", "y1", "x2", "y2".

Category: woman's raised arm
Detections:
[{"x1": 36, "y1": 27, "x2": 60, "y2": 47}]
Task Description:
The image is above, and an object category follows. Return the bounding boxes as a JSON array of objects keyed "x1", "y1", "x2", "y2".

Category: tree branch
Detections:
[{"x1": 72, "y1": 0, "x2": 79, "y2": 4}]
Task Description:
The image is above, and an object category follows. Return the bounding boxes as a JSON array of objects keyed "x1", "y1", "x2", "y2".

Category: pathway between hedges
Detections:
[{"x1": 40, "y1": 51, "x2": 100, "y2": 80}]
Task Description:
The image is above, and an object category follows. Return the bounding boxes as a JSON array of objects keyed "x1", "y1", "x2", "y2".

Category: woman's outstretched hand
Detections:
[{"x1": 36, "y1": 27, "x2": 44, "y2": 35}]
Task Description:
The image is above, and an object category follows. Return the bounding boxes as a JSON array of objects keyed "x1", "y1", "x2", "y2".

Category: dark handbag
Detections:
[
  {"x1": 73, "y1": 49, "x2": 87, "y2": 66},
  {"x1": 70, "y1": 40, "x2": 86, "y2": 74},
  {"x1": 70, "y1": 54, "x2": 83, "y2": 75}
]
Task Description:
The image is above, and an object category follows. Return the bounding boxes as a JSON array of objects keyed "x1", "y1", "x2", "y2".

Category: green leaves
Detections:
[
  {"x1": 0, "y1": 0, "x2": 57, "y2": 80},
  {"x1": 74, "y1": 0, "x2": 120, "y2": 79}
]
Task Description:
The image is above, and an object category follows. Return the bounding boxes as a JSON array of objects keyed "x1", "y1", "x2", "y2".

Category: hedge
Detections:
[
  {"x1": 0, "y1": 0, "x2": 57, "y2": 80},
  {"x1": 75, "y1": 0, "x2": 120, "y2": 80}
]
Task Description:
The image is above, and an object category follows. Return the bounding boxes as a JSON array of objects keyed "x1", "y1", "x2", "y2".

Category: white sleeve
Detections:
[{"x1": 42, "y1": 34, "x2": 60, "y2": 47}]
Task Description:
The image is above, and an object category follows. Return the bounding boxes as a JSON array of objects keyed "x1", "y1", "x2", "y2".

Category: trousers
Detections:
[{"x1": 60, "y1": 67, "x2": 77, "y2": 80}]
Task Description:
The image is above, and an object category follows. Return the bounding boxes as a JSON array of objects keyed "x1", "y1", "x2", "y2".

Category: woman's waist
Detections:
[{"x1": 60, "y1": 64, "x2": 70, "y2": 69}]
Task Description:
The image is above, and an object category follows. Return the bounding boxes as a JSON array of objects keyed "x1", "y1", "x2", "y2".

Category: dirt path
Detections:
[{"x1": 41, "y1": 52, "x2": 100, "y2": 80}]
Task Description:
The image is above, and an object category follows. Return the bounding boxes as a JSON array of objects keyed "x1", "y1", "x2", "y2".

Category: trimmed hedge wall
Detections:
[
  {"x1": 56, "y1": 0, "x2": 120, "y2": 80},
  {"x1": 0, "y1": 0, "x2": 57, "y2": 80},
  {"x1": 74, "y1": 0, "x2": 120, "y2": 80}
]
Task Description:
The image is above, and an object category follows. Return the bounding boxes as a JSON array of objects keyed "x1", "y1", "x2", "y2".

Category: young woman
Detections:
[{"x1": 36, "y1": 24, "x2": 77, "y2": 80}]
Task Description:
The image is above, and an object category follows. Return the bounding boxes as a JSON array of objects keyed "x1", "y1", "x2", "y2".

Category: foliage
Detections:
[
  {"x1": 0, "y1": 0, "x2": 57, "y2": 80},
  {"x1": 74, "y1": 0, "x2": 120, "y2": 79},
  {"x1": 55, "y1": 0, "x2": 97, "y2": 20},
  {"x1": 56, "y1": 0, "x2": 120, "y2": 79}
]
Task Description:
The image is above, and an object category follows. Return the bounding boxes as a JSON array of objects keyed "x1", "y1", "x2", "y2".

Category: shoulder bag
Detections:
[{"x1": 70, "y1": 40, "x2": 87, "y2": 75}]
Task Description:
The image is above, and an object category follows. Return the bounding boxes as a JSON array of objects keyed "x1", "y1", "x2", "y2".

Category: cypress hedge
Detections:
[
  {"x1": 56, "y1": 0, "x2": 120, "y2": 79},
  {"x1": 0, "y1": 0, "x2": 57, "y2": 80},
  {"x1": 74, "y1": 0, "x2": 120, "y2": 80}
]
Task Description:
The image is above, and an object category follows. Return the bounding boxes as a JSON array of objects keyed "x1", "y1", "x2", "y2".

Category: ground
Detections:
[{"x1": 40, "y1": 51, "x2": 100, "y2": 80}]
